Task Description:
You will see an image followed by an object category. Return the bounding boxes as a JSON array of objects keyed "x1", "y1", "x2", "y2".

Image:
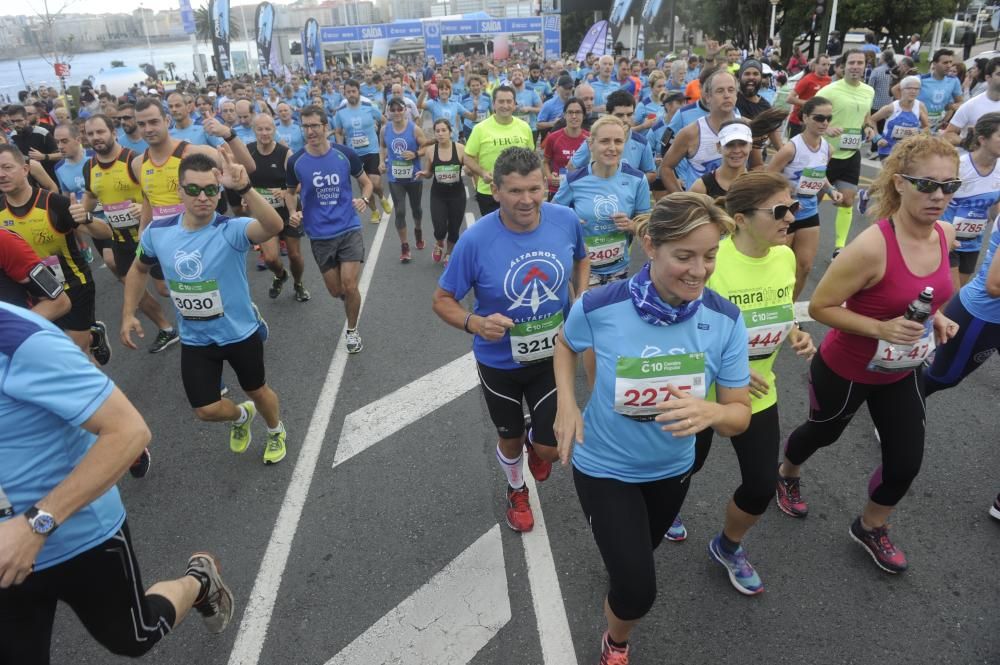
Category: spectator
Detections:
[{"x1": 904, "y1": 33, "x2": 922, "y2": 64}]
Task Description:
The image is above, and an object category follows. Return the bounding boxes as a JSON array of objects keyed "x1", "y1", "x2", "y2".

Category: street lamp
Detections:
[
  {"x1": 769, "y1": 0, "x2": 779, "y2": 41},
  {"x1": 139, "y1": 2, "x2": 156, "y2": 72}
]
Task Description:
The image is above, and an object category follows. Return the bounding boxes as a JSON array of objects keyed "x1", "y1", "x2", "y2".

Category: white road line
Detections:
[
  {"x1": 522, "y1": 471, "x2": 578, "y2": 665},
  {"x1": 323, "y1": 526, "x2": 511, "y2": 665},
  {"x1": 464, "y1": 211, "x2": 477, "y2": 228},
  {"x1": 861, "y1": 157, "x2": 881, "y2": 170},
  {"x1": 333, "y1": 351, "x2": 479, "y2": 468},
  {"x1": 794, "y1": 300, "x2": 813, "y2": 322},
  {"x1": 227, "y1": 215, "x2": 390, "y2": 665}
]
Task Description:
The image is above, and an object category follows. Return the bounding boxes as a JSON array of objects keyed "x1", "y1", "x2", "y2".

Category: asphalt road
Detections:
[{"x1": 48, "y1": 161, "x2": 999, "y2": 665}]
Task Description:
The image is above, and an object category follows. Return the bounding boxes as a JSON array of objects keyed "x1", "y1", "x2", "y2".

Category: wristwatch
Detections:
[{"x1": 24, "y1": 506, "x2": 59, "y2": 536}]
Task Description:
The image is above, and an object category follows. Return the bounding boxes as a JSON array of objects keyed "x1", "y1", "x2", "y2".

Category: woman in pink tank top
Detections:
[{"x1": 774, "y1": 135, "x2": 961, "y2": 574}]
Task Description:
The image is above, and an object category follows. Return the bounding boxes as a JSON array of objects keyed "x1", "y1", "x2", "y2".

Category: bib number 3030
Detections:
[
  {"x1": 510, "y1": 311, "x2": 563, "y2": 363},
  {"x1": 614, "y1": 352, "x2": 707, "y2": 419},
  {"x1": 169, "y1": 279, "x2": 224, "y2": 320}
]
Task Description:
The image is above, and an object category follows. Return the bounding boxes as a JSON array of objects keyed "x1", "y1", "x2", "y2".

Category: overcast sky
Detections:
[{"x1": 0, "y1": 0, "x2": 291, "y2": 17}]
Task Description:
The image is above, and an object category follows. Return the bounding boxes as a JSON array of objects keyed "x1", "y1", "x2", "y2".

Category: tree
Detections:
[
  {"x1": 164, "y1": 61, "x2": 177, "y2": 79},
  {"x1": 110, "y1": 59, "x2": 125, "y2": 67},
  {"x1": 835, "y1": 0, "x2": 953, "y2": 52},
  {"x1": 25, "y1": 0, "x2": 80, "y2": 87},
  {"x1": 194, "y1": 4, "x2": 241, "y2": 45},
  {"x1": 674, "y1": 0, "x2": 776, "y2": 50}
]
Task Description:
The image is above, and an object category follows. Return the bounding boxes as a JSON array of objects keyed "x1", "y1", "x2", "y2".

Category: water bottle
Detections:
[{"x1": 904, "y1": 287, "x2": 934, "y2": 323}]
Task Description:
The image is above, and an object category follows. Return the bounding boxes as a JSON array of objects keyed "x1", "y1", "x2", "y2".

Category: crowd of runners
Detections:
[{"x1": 1, "y1": 38, "x2": 999, "y2": 665}]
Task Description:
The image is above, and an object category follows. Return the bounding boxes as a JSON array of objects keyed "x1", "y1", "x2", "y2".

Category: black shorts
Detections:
[
  {"x1": 181, "y1": 332, "x2": 266, "y2": 408},
  {"x1": 56, "y1": 282, "x2": 96, "y2": 332},
  {"x1": 280, "y1": 218, "x2": 304, "y2": 239},
  {"x1": 91, "y1": 236, "x2": 113, "y2": 254},
  {"x1": 111, "y1": 233, "x2": 140, "y2": 277},
  {"x1": 360, "y1": 153, "x2": 381, "y2": 175},
  {"x1": 476, "y1": 360, "x2": 557, "y2": 446},
  {"x1": 950, "y1": 249, "x2": 979, "y2": 274},
  {"x1": 788, "y1": 213, "x2": 820, "y2": 233},
  {"x1": 827, "y1": 151, "x2": 861, "y2": 188},
  {"x1": 310, "y1": 230, "x2": 365, "y2": 272}
]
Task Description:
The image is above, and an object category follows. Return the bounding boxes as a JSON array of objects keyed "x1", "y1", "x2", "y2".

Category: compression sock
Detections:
[
  {"x1": 835, "y1": 205, "x2": 853, "y2": 249},
  {"x1": 496, "y1": 443, "x2": 525, "y2": 489}
]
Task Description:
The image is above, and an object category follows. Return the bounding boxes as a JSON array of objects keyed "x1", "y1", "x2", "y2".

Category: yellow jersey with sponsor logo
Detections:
[
  {"x1": 0, "y1": 188, "x2": 91, "y2": 290},
  {"x1": 85, "y1": 148, "x2": 142, "y2": 244},
  {"x1": 140, "y1": 141, "x2": 188, "y2": 219}
]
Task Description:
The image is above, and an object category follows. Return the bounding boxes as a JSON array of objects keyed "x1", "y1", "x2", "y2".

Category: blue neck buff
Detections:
[{"x1": 628, "y1": 262, "x2": 702, "y2": 326}]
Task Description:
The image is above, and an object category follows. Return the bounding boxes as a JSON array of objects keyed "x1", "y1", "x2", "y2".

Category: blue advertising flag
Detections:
[
  {"x1": 256, "y1": 2, "x2": 275, "y2": 76},
  {"x1": 423, "y1": 21, "x2": 444, "y2": 65},
  {"x1": 210, "y1": 0, "x2": 232, "y2": 80}
]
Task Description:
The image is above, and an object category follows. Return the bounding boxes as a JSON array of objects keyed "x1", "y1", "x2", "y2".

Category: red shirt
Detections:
[
  {"x1": 789, "y1": 72, "x2": 832, "y2": 124},
  {"x1": 542, "y1": 128, "x2": 589, "y2": 193},
  {"x1": 0, "y1": 228, "x2": 45, "y2": 308}
]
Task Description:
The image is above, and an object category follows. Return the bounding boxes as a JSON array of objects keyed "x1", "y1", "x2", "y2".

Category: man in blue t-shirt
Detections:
[
  {"x1": 287, "y1": 105, "x2": 373, "y2": 355},
  {"x1": 0, "y1": 301, "x2": 234, "y2": 661},
  {"x1": 123, "y1": 149, "x2": 290, "y2": 465},
  {"x1": 432, "y1": 147, "x2": 589, "y2": 534},
  {"x1": 333, "y1": 79, "x2": 390, "y2": 224},
  {"x1": 115, "y1": 103, "x2": 148, "y2": 153},
  {"x1": 168, "y1": 92, "x2": 223, "y2": 147},
  {"x1": 919, "y1": 48, "x2": 964, "y2": 131},
  {"x1": 275, "y1": 102, "x2": 305, "y2": 153}
]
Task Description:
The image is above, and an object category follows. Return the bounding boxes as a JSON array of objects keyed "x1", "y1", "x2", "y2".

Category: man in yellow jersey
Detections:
[
  {"x1": 129, "y1": 98, "x2": 256, "y2": 297},
  {"x1": 80, "y1": 113, "x2": 180, "y2": 355},
  {"x1": 464, "y1": 85, "x2": 535, "y2": 216},
  {"x1": 0, "y1": 144, "x2": 113, "y2": 361}
]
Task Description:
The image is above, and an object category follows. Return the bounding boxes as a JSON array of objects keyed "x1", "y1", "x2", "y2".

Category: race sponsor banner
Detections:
[
  {"x1": 575, "y1": 20, "x2": 608, "y2": 61},
  {"x1": 423, "y1": 21, "x2": 444, "y2": 65},
  {"x1": 542, "y1": 14, "x2": 561, "y2": 60},
  {"x1": 179, "y1": 0, "x2": 196, "y2": 35},
  {"x1": 303, "y1": 18, "x2": 320, "y2": 75},
  {"x1": 255, "y1": 2, "x2": 275, "y2": 76},
  {"x1": 210, "y1": 0, "x2": 232, "y2": 80}
]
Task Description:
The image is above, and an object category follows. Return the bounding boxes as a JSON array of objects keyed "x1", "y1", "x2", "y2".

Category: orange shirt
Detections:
[{"x1": 685, "y1": 79, "x2": 701, "y2": 103}]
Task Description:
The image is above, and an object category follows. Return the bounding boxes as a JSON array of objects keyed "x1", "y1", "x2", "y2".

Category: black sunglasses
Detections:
[
  {"x1": 810, "y1": 114, "x2": 833, "y2": 123},
  {"x1": 747, "y1": 201, "x2": 800, "y2": 219},
  {"x1": 899, "y1": 174, "x2": 963, "y2": 194},
  {"x1": 181, "y1": 183, "x2": 221, "y2": 197}
]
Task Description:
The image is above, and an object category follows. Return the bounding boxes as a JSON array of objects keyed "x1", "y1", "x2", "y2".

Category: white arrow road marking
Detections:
[
  {"x1": 227, "y1": 215, "x2": 390, "y2": 665},
  {"x1": 333, "y1": 351, "x2": 479, "y2": 468},
  {"x1": 794, "y1": 301, "x2": 813, "y2": 323},
  {"x1": 324, "y1": 526, "x2": 511, "y2": 665}
]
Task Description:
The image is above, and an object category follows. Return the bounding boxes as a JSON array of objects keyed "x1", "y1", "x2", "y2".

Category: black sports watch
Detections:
[{"x1": 24, "y1": 506, "x2": 59, "y2": 536}]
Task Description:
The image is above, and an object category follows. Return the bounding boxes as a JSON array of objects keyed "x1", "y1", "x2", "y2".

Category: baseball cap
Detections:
[{"x1": 718, "y1": 122, "x2": 753, "y2": 146}]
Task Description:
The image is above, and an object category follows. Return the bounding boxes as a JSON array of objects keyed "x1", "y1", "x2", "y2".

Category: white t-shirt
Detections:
[{"x1": 949, "y1": 92, "x2": 1000, "y2": 137}]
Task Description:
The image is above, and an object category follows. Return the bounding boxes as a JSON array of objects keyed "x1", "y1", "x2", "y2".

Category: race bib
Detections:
[
  {"x1": 953, "y1": 214, "x2": 987, "y2": 240},
  {"x1": 743, "y1": 303, "x2": 794, "y2": 360},
  {"x1": 42, "y1": 255, "x2": 65, "y2": 284},
  {"x1": 476, "y1": 110, "x2": 487, "y2": 121},
  {"x1": 891, "y1": 124, "x2": 920, "y2": 140},
  {"x1": 103, "y1": 200, "x2": 138, "y2": 228},
  {"x1": 351, "y1": 134, "x2": 370, "y2": 149},
  {"x1": 510, "y1": 311, "x2": 563, "y2": 363},
  {"x1": 152, "y1": 203, "x2": 185, "y2": 220},
  {"x1": 613, "y1": 352, "x2": 707, "y2": 419},
  {"x1": 391, "y1": 160, "x2": 414, "y2": 180},
  {"x1": 927, "y1": 110, "x2": 944, "y2": 129},
  {"x1": 256, "y1": 188, "x2": 285, "y2": 208},
  {"x1": 796, "y1": 167, "x2": 826, "y2": 196},
  {"x1": 434, "y1": 164, "x2": 461, "y2": 184},
  {"x1": 868, "y1": 323, "x2": 936, "y2": 372},
  {"x1": 169, "y1": 279, "x2": 224, "y2": 320},
  {"x1": 585, "y1": 232, "x2": 628, "y2": 268},
  {"x1": 837, "y1": 129, "x2": 863, "y2": 151}
]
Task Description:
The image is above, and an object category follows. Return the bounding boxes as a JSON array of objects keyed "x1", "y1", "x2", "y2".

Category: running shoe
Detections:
[
  {"x1": 432, "y1": 243, "x2": 443, "y2": 263},
  {"x1": 776, "y1": 468, "x2": 808, "y2": 517},
  {"x1": 505, "y1": 486, "x2": 534, "y2": 532},
  {"x1": 263, "y1": 428, "x2": 287, "y2": 465},
  {"x1": 268, "y1": 269, "x2": 289, "y2": 299},
  {"x1": 415, "y1": 229, "x2": 425, "y2": 250},
  {"x1": 381, "y1": 196, "x2": 393, "y2": 215},
  {"x1": 991, "y1": 494, "x2": 1000, "y2": 521},
  {"x1": 149, "y1": 328, "x2": 179, "y2": 354},
  {"x1": 220, "y1": 382, "x2": 230, "y2": 398},
  {"x1": 345, "y1": 329, "x2": 363, "y2": 354},
  {"x1": 230, "y1": 401, "x2": 256, "y2": 453},
  {"x1": 82, "y1": 242, "x2": 94, "y2": 264},
  {"x1": 857, "y1": 187, "x2": 870, "y2": 215},
  {"x1": 400, "y1": 242, "x2": 412, "y2": 263},
  {"x1": 849, "y1": 517, "x2": 908, "y2": 573},
  {"x1": 599, "y1": 632, "x2": 630, "y2": 665},
  {"x1": 708, "y1": 534, "x2": 764, "y2": 595},
  {"x1": 253, "y1": 303, "x2": 269, "y2": 343},
  {"x1": 186, "y1": 552, "x2": 234, "y2": 634},
  {"x1": 665, "y1": 515, "x2": 687, "y2": 542},
  {"x1": 129, "y1": 447, "x2": 151, "y2": 479},
  {"x1": 523, "y1": 416, "x2": 551, "y2": 482},
  {"x1": 89, "y1": 321, "x2": 112, "y2": 366},
  {"x1": 294, "y1": 282, "x2": 311, "y2": 302},
  {"x1": 370, "y1": 207, "x2": 381, "y2": 223},
  {"x1": 280, "y1": 240, "x2": 288, "y2": 256}
]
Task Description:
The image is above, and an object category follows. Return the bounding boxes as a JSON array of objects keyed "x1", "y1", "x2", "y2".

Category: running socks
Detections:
[
  {"x1": 835, "y1": 205, "x2": 853, "y2": 249},
  {"x1": 234, "y1": 405, "x2": 250, "y2": 425},
  {"x1": 267, "y1": 422, "x2": 285, "y2": 435},
  {"x1": 496, "y1": 444, "x2": 525, "y2": 489}
]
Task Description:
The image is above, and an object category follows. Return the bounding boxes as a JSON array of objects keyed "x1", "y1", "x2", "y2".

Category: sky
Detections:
[{"x1": 0, "y1": 0, "x2": 293, "y2": 17}]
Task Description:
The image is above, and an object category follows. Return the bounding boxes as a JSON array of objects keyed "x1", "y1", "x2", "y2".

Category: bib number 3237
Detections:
[
  {"x1": 614, "y1": 352, "x2": 706, "y2": 420},
  {"x1": 510, "y1": 311, "x2": 563, "y2": 363}
]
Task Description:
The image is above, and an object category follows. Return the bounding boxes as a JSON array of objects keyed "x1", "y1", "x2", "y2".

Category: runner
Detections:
[
  {"x1": 553, "y1": 192, "x2": 750, "y2": 663},
  {"x1": 0, "y1": 300, "x2": 234, "y2": 663},
  {"x1": 460, "y1": 75, "x2": 492, "y2": 141},
  {"x1": 690, "y1": 119, "x2": 751, "y2": 197},
  {"x1": 591, "y1": 55, "x2": 619, "y2": 112},
  {"x1": 541, "y1": 97, "x2": 589, "y2": 199},
  {"x1": 0, "y1": 144, "x2": 112, "y2": 361},
  {"x1": 333, "y1": 79, "x2": 390, "y2": 224},
  {"x1": 940, "y1": 113, "x2": 1000, "y2": 289},
  {"x1": 537, "y1": 75, "x2": 576, "y2": 135},
  {"x1": 242, "y1": 113, "x2": 310, "y2": 302},
  {"x1": 417, "y1": 79, "x2": 463, "y2": 142},
  {"x1": 567, "y1": 91, "x2": 656, "y2": 183},
  {"x1": 943, "y1": 56, "x2": 1000, "y2": 147},
  {"x1": 777, "y1": 134, "x2": 960, "y2": 573},
  {"x1": 433, "y1": 147, "x2": 588, "y2": 533},
  {"x1": 167, "y1": 92, "x2": 223, "y2": 147},
  {"x1": 632, "y1": 71, "x2": 667, "y2": 137},
  {"x1": 464, "y1": 85, "x2": 535, "y2": 216},
  {"x1": 115, "y1": 103, "x2": 148, "y2": 153},
  {"x1": 286, "y1": 105, "x2": 373, "y2": 354},
  {"x1": 510, "y1": 66, "x2": 543, "y2": 144},
  {"x1": 767, "y1": 97, "x2": 843, "y2": 301},
  {"x1": 274, "y1": 102, "x2": 305, "y2": 153},
  {"x1": 380, "y1": 97, "x2": 428, "y2": 264},
  {"x1": 416, "y1": 118, "x2": 466, "y2": 265},
  {"x1": 870, "y1": 76, "x2": 927, "y2": 160},
  {"x1": 786, "y1": 55, "x2": 831, "y2": 139},
  {"x1": 0, "y1": 226, "x2": 71, "y2": 319},
  {"x1": 122, "y1": 147, "x2": 289, "y2": 465},
  {"x1": 918, "y1": 49, "x2": 963, "y2": 132},
  {"x1": 815, "y1": 50, "x2": 876, "y2": 255}
]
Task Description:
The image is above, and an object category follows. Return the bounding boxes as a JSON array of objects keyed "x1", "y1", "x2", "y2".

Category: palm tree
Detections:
[
  {"x1": 164, "y1": 61, "x2": 176, "y2": 79},
  {"x1": 194, "y1": 4, "x2": 241, "y2": 45}
]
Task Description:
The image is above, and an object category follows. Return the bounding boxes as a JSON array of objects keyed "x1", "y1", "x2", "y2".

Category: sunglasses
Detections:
[
  {"x1": 181, "y1": 183, "x2": 221, "y2": 197},
  {"x1": 810, "y1": 114, "x2": 833, "y2": 123},
  {"x1": 899, "y1": 174, "x2": 963, "y2": 194},
  {"x1": 747, "y1": 201, "x2": 800, "y2": 219}
]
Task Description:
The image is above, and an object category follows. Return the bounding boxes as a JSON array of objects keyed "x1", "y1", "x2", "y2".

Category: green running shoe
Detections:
[
  {"x1": 263, "y1": 427, "x2": 287, "y2": 465},
  {"x1": 230, "y1": 401, "x2": 256, "y2": 453}
]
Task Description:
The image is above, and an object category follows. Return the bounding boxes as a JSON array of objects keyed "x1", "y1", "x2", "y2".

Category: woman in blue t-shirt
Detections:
[{"x1": 553, "y1": 192, "x2": 751, "y2": 664}]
